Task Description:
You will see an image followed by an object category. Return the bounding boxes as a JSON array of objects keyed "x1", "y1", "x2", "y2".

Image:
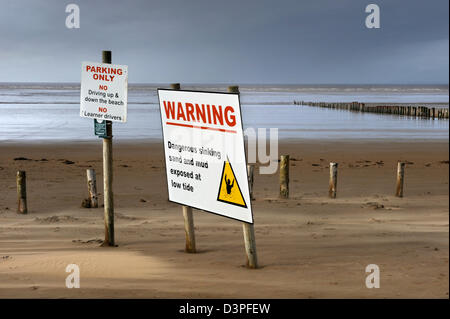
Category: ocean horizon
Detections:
[{"x1": 0, "y1": 83, "x2": 448, "y2": 142}]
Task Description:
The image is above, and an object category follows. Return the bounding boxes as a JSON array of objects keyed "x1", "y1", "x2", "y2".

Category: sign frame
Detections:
[
  {"x1": 80, "y1": 61, "x2": 128, "y2": 123},
  {"x1": 157, "y1": 88, "x2": 254, "y2": 224}
]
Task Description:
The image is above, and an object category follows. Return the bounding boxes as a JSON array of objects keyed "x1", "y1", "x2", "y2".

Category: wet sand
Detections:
[{"x1": 0, "y1": 140, "x2": 448, "y2": 298}]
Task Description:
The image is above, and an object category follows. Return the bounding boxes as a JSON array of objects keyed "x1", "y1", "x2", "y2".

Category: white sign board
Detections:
[
  {"x1": 80, "y1": 61, "x2": 128, "y2": 123},
  {"x1": 158, "y1": 89, "x2": 253, "y2": 223}
]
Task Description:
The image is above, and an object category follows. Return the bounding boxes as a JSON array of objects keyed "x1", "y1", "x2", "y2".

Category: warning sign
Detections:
[
  {"x1": 158, "y1": 89, "x2": 253, "y2": 223},
  {"x1": 80, "y1": 61, "x2": 128, "y2": 123},
  {"x1": 217, "y1": 160, "x2": 247, "y2": 208}
]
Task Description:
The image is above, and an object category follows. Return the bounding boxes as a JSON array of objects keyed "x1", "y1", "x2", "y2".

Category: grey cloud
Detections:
[{"x1": 0, "y1": 0, "x2": 448, "y2": 84}]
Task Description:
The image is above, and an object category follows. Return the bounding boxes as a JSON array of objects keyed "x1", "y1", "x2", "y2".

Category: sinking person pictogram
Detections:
[{"x1": 217, "y1": 160, "x2": 247, "y2": 208}]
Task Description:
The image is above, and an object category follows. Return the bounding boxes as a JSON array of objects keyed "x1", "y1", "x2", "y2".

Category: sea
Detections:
[{"x1": 0, "y1": 83, "x2": 448, "y2": 142}]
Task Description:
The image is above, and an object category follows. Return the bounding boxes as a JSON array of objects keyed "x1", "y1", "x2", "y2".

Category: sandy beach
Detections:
[{"x1": 0, "y1": 139, "x2": 448, "y2": 298}]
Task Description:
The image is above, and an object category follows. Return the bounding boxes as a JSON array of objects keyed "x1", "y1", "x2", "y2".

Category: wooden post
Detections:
[
  {"x1": 102, "y1": 50, "x2": 115, "y2": 246},
  {"x1": 279, "y1": 155, "x2": 289, "y2": 198},
  {"x1": 86, "y1": 169, "x2": 98, "y2": 208},
  {"x1": 16, "y1": 171, "x2": 27, "y2": 214},
  {"x1": 170, "y1": 83, "x2": 180, "y2": 90},
  {"x1": 182, "y1": 205, "x2": 196, "y2": 253},
  {"x1": 228, "y1": 85, "x2": 258, "y2": 269},
  {"x1": 172, "y1": 83, "x2": 196, "y2": 253},
  {"x1": 242, "y1": 222, "x2": 258, "y2": 269},
  {"x1": 395, "y1": 162, "x2": 405, "y2": 198},
  {"x1": 247, "y1": 164, "x2": 255, "y2": 200},
  {"x1": 329, "y1": 162, "x2": 338, "y2": 198}
]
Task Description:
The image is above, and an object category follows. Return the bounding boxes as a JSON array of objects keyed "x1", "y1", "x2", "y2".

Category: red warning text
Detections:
[
  {"x1": 163, "y1": 101, "x2": 237, "y2": 128},
  {"x1": 85, "y1": 65, "x2": 123, "y2": 82}
]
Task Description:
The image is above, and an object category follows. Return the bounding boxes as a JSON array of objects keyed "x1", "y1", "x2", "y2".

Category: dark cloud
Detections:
[{"x1": 0, "y1": 0, "x2": 448, "y2": 84}]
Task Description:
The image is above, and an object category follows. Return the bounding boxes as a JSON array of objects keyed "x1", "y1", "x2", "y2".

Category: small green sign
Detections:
[{"x1": 94, "y1": 119, "x2": 111, "y2": 138}]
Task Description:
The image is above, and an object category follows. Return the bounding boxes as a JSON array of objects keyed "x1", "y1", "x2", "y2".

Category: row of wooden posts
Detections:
[
  {"x1": 14, "y1": 158, "x2": 406, "y2": 271},
  {"x1": 293, "y1": 101, "x2": 450, "y2": 119},
  {"x1": 15, "y1": 168, "x2": 99, "y2": 214},
  {"x1": 15, "y1": 159, "x2": 406, "y2": 220},
  {"x1": 277, "y1": 156, "x2": 406, "y2": 198}
]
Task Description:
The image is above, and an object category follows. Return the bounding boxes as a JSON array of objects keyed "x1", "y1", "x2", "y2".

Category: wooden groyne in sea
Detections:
[{"x1": 293, "y1": 101, "x2": 449, "y2": 119}]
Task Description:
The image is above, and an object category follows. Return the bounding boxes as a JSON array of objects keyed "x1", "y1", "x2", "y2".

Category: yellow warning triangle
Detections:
[{"x1": 217, "y1": 160, "x2": 247, "y2": 208}]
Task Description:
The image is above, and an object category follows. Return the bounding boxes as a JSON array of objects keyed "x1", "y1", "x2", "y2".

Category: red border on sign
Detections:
[{"x1": 166, "y1": 121, "x2": 237, "y2": 134}]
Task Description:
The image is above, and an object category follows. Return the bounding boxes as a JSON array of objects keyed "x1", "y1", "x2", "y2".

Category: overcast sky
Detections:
[{"x1": 0, "y1": 0, "x2": 448, "y2": 84}]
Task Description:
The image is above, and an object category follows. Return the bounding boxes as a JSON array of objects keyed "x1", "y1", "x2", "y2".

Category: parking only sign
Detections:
[
  {"x1": 80, "y1": 61, "x2": 128, "y2": 123},
  {"x1": 158, "y1": 89, "x2": 253, "y2": 223}
]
